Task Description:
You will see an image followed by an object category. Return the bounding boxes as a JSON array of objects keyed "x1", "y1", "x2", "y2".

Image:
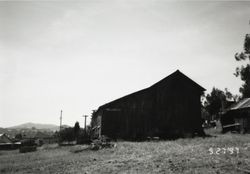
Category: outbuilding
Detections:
[
  {"x1": 0, "y1": 133, "x2": 13, "y2": 144},
  {"x1": 0, "y1": 133, "x2": 20, "y2": 150},
  {"x1": 221, "y1": 98, "x2": 250, "y2": 133}
]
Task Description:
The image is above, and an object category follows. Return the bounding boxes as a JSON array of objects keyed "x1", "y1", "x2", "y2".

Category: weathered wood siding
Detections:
[
  {"x1": 101, "y1": 89, "x2": 154, "y2": 139},
  {"x1": 154, "y1": 80, "x2": 203, "y2": 137},
  {"x1": 221, "y1": 109, "x2": 250, "y2": 133}
]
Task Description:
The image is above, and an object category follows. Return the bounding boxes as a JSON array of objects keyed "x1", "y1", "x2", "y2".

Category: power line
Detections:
[
  {"x1": 82, "y1": 115, "x2": 88, "y2": 134},
  {"x1": 60, "y1": 110, "x2": 62, "y2": 131}
]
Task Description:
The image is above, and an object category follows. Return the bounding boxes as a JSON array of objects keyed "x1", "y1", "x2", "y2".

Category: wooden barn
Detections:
[
  {"x1": 221, "y1": 98, "x2": 250, "y2": 133},
  {"x1": 91, "y1": 70, "x2": 205, "y2": 140}
]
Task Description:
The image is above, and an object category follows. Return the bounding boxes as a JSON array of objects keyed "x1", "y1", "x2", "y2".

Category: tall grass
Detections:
[{"x1": 0, "y1": 131, "x2": 249, "y2": 174}]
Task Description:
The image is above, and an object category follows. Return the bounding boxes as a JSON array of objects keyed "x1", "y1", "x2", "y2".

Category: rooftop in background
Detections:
[
  {"x1": 0, "y1": 133, "x2": 13, "y2": 144},
  {"x1": 230, "y1": 98, "x2": 250, "y2": 110}
]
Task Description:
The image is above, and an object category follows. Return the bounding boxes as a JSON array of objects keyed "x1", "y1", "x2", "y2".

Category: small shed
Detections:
[
  {"x1": 221, "y1": 98, "x2": 250, "y2": 133},
  {"x1": 0, "y1": 133, "x2": 20, "y2": 150}
]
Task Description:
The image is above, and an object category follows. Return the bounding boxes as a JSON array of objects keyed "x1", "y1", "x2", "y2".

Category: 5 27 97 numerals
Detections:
[{"x1": 208, "y1": 147, "x2": 240, "y2": 155}]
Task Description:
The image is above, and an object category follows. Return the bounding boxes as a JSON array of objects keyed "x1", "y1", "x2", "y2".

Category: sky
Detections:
[{"x1": 0, "y1": 1, "x2": 250, "y2": 128}]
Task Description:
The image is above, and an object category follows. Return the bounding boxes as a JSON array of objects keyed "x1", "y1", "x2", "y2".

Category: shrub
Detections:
[
  {"x1": 21, "y1": 139, "x2": 36, "y2": 146},
  {"x1": 77, "y1": 129, "x2": 91, "y2": 144},
  {"x1": 19, "y1": 146, "x2": 37, "y2": 153},
  {"x1": 59, "y1": 127, "x2": 75, "y2": 143}
]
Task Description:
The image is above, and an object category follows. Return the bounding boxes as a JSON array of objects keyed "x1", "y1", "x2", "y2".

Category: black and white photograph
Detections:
[{"x1": 0, "y1": 0, "x2": 250, "y2": 173}]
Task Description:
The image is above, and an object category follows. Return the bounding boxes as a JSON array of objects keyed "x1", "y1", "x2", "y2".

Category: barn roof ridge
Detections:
[
  {"x1": 98, "y1": 70, "x2": 205, "y2": 110},
  {"x1": 150, "y1": 69, "x2": 205, "y2": 91}
]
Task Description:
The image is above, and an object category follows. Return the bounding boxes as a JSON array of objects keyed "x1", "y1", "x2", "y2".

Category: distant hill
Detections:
[
  {"x1": 0, "y1": 123, "x2": 71, "y2": 138},
  {"x1": 7, "y1": 122, "x2": 61, "y2": 131}
]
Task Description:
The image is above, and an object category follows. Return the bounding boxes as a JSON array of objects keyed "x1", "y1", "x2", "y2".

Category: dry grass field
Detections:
[{"x1": 0, "y1": 129, "x2": 250, "y2": 174}]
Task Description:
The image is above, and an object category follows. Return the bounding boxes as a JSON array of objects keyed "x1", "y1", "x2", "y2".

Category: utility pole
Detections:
[
  {"x1": 60, "y1": 110, "x2": 62, "y2": 131},
  {"x1": 82, "y1": 115, "x2": 88, "y2": 134}
]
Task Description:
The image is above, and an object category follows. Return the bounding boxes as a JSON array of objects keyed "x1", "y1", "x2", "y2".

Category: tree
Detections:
[
  {"x1": 204, "y1": 88, "x2": 225, "y2": 120},
  {"x1": 90, "y1": 110, "x2": 97, "y2": 129},
  {"x1": 234, "y1": 34, "x2": 250, "y2": 98},
  {"x1": 15, "y1": 133, "x2": 23, "y2": 140},
  {"x1": 74, "y1": 121, "x2": 80, "y2": 141},
  {"x1": 204, "y1": 87, "x2": 234, "y2": 120}
]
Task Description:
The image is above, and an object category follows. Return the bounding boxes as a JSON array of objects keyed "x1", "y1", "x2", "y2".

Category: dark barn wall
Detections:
[
  {"x1": 154, "y1": 85, "x2": 203, "y2": 137},
  {"x1": 101, "y1": 89, "x2": 155, "y2": 139}
]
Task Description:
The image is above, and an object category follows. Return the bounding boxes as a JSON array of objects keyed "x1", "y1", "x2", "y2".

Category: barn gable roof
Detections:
[
  {"x1": 150, "y1": 70, "x2": 205, "y2": 91},
  {"x1": 98, "y1": 70, "x2": 205, "y2": 110}
]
